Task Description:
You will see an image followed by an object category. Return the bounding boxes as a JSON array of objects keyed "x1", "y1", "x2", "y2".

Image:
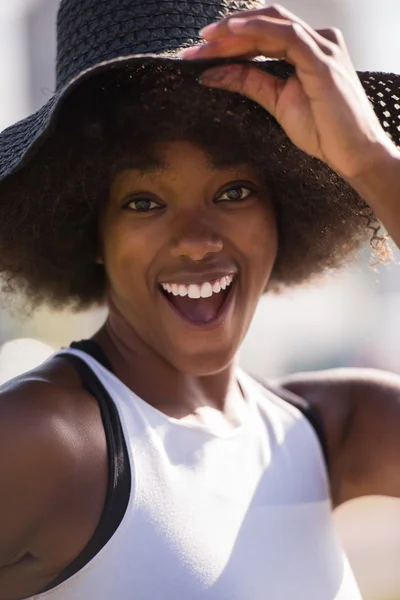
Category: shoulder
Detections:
[
  {"x1": 0, "y1": 354, "x2": 103, "y2": 458},
  {"x1": 274, "y1": 367, "x2": 400, "y2": 504},
  {"x1": 276, "y1": 366, "x2": 400, "y2": 443},
  {"x1": 0, "y1": 356, "x2": 107, "y2": 566}
]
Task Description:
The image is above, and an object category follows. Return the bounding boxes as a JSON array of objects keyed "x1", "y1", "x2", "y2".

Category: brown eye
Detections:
[
  {"x1": 218, "y1": 187, "x2": 252, "y2": 202},
  {"x1": 126, "y1": 198, "x2": 161, "y2": 212}
]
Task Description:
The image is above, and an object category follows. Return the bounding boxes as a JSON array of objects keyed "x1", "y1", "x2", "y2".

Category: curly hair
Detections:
[{"x1": 0, "y1": 63, "x2": 390, "y2": 310}]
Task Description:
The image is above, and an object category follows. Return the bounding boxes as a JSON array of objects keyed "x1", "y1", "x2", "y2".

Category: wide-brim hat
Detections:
[{"x1": 0, "y1": 0, "x2": 399, "y2": 184}]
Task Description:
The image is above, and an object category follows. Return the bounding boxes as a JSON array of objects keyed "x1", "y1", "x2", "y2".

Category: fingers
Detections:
[
  {"x1": 199, "y1": 6, "x2": 294, "y2": 39},
  {"x1": 315, "y1": 27, "x2": 350, "y2": 59},
  {"x1": 186, "y1": 35, "x2": 267, "y2": 61},
  {"x1": 183, "y1": 17, "x2": 331, "y2": 73},
  {"x1": 199, "y1": 4, "x2": 341, "y2": 55},
  {"x1": 199, "y1": 63, "x2": 285, "y2": 118},
  {"x1": 181, "y1": 4, "x2": 348, "y2": 65},
  {"x1": 315, "y1": 27, "x2": 346, "y2": 48}
]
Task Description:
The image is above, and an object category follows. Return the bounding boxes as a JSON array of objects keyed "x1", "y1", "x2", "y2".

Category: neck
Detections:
[{"x1": 92, "y1": 308, "x2": 244, "y2": 420}]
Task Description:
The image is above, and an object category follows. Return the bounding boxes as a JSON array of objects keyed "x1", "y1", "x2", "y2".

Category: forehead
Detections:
[
  {"x1": 109, "y1": 140, "x2": 265, "y2": 201},
  {"x1": 112, "y1": 140, "x2": 258, "y2": 177}
]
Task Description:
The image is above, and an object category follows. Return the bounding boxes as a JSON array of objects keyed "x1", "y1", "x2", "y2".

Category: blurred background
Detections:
[{"x1": 0, "y1": 0, "x2": 400, "y2": 598}]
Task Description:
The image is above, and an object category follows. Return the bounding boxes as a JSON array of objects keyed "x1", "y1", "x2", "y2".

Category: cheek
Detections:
[
  {"x1": 238, "y1": 203, "x2": 278, "y2": 275},
  {"x1": 101, "y1": 220, "x2": 155, "y2": 295}
]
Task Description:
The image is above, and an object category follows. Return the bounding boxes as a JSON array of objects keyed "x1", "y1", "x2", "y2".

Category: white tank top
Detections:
[{"x1": 32, "y1": 348, "x2": 362, "y2": 600}]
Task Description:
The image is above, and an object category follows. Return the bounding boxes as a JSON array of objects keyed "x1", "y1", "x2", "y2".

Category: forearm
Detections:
[{"x1": 346, "y1": 143, "x2": 400, "y2": 249}]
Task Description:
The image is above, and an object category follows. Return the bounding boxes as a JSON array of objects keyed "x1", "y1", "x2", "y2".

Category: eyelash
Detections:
[
  {"x1": 125, "y1": 198, "x2": 161, "y2": 212},
  {"x1": 217, "y1": 186, "x2": 253, "y2": 203},
  {"x1": 125, "y1": 185, "x2": 254, "y2": 212}
]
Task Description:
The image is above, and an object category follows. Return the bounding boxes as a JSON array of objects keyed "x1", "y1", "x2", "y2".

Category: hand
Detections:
[{"x1": 180, "y1": 5, "x2": 395, "y2": 181}]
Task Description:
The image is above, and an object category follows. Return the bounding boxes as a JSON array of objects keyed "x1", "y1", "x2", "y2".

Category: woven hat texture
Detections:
[{"x1": 0, "y1": 0, "x2": 399, "y2": 183}]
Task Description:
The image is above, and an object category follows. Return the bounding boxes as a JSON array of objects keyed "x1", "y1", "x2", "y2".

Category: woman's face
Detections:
[{"x1": 101, "y1": 140, "x2": 277, "y2": 375}]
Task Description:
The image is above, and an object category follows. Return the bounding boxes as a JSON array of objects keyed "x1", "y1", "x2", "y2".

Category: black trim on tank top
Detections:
[
  {"x1": 42, "y1": 340, "x2": 329, "y2": 593},
  {"x1": 68, "y1": 342, "x2": 329, "y2": 469},
  {"x1": 70, "y1": 339, "x2": 113, "y2": 372},
  {"x1": 69, "y1": 340, "x2": 329, "y2": 470},
  {"x1": 41, "y1": 341, "x2": 131, "y2": 593}
]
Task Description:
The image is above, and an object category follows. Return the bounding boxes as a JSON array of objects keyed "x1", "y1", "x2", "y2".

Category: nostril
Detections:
[{"x1": 170, "y1": 237, "x2": 223, "y2": 260}]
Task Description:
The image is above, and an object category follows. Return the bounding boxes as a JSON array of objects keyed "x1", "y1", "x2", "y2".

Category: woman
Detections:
[{"x1": 0, "y1": 0, "x2": 399, "y2": 598}]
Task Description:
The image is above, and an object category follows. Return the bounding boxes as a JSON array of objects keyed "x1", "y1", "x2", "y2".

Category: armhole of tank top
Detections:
[
  {"x1": 253, "y1": 377, "x2": 330, "y2": 473},
  {"x1": 40, "y1": 348, "x2": 131, "y2": 592}
]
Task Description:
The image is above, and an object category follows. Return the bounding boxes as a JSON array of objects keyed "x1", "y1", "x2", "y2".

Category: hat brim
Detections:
[{"x1": 0, "y1": 52, "x2": 399, "y2": 182}]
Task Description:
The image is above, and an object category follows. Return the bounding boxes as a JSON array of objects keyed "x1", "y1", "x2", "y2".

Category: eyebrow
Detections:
[
  {"x1": 206, "y1": 157, "x2": 252, "y2": 171},
  {"x1": 117, "y1": 156, "x2": 252, "y2": 174},
  {"x1": 116, "y1": 156, "x2": 167, "y2": 174}
]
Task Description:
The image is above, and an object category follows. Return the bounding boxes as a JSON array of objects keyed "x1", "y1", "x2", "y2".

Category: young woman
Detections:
[{"x1": 0, "y1": 0, "x2": 399, "y2": 598}]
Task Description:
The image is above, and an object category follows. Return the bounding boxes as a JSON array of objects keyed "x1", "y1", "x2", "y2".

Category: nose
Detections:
[{"x1": 170, "y1": 218, "x2": 224, "y2": 262}]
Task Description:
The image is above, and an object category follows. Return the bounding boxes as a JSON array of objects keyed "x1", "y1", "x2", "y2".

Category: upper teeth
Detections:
[{"x1": 161, "y1": 275, "x2": 234, "y2": 299}]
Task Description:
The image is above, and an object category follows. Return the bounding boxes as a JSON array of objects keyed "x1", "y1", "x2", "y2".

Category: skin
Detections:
[
  {"x1": 1, "y1": 4, "x2": 400, "y2": 599},
  {"x1": 98, "y1": 141, "x2": 277, "y2": 382}
]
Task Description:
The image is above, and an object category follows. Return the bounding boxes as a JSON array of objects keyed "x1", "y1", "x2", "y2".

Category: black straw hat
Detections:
[{"x1": 0, "y1": 0, "x2": 399, "y2": 183}]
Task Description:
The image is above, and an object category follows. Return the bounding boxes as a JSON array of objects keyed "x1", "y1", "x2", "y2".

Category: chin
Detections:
[{"x1": 163, "y1": 337, "x2": 241, "y2": 377}]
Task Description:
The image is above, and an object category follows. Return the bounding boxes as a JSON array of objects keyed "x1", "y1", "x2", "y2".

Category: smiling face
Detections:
[{"x1": 100, "y1": 140, "x2": 277, "y2": 375}]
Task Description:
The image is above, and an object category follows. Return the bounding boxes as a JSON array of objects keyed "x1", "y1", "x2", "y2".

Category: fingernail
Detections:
[
  {"x1": 200, "y1": 67, "x2": 229, "y2": 84},
  {"x1": 228, "y1": 18, "x2": 247, "y2": 32},
  {"x1": 199, "y1": 22, "x2": 218, "y2": 37},
  {"x1": 179, "y1": 46, "x2": 202, "y2": 58}
]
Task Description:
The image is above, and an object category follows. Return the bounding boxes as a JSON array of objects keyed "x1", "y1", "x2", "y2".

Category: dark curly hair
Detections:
[{"x1": 0, "y1": 63, "x2": 390, "y2": 310}]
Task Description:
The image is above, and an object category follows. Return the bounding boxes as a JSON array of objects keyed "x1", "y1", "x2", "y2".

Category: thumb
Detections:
[{"x1": 199, "y1": 64, "x2": 282, "y2": 119}]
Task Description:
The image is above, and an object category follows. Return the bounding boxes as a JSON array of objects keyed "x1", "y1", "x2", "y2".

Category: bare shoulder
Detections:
[
  {"x1": 0, "y1": 357, "x2": 107, "y2": 597},
  {"x1": 0, "y1": 355, "x2": 102, "y2": 474},
  {"x1": 274, "y1": 367, "x2": 400, "y2": 504}
]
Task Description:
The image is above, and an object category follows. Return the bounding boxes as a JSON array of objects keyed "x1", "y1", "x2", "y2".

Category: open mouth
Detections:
[{"x1": 158, "y1": 275, "x2": 237, "y2": 326}]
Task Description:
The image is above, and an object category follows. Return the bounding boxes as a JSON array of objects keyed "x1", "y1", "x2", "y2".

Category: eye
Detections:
[
  {"x1": 217, "y1": 186, "x2": 253, "y2": 202},
  {"x1": 125, "y1": 198, "x2": 163, "y2": 212}
]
